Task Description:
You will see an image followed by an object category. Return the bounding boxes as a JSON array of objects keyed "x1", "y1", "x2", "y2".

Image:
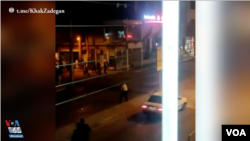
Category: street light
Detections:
[{"x1": 77, "y1": 36, "x2": 82, "y2": 64}]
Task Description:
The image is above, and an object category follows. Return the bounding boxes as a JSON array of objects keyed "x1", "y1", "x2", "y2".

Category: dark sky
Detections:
[
  {"x1": 56, "y1": 1, "x2": 136, "y2": 25},
  {"x1": 56, "y1": 1, "x2": 194, "y2": 25}
]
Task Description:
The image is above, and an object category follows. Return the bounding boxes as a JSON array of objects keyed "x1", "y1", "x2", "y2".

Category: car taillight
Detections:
[
  {"x1": 142, "y1": 105, "x2": 147, "y2": 108},
  {"x1": 157, "y1": 108, "x2": 162, "y2": 111}
]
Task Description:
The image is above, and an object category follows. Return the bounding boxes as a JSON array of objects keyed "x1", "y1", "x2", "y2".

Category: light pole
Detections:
[
  {"x1": 76, "y1": 36, "x2": 82, "y2": 69},
  {"x1": 77, "y1": 36, "x2": 82, "y2": 61}
]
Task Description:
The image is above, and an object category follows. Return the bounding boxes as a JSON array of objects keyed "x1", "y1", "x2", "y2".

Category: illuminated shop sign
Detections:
[
  {"x1": 144, "y1": 15, "x2": 163, "y2": 21},
  {"x1": 123, "y1": 35, "x2": 133, "y2": 38}
]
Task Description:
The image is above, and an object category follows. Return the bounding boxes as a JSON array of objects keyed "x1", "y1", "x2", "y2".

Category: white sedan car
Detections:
[{"x1": 142, "y1": 93, "x2": 187, "y2": 114}]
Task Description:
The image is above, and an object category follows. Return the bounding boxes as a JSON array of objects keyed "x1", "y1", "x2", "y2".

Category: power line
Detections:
[{"x1": 56, "y1": 79, "x2": 134, "y2": 106}]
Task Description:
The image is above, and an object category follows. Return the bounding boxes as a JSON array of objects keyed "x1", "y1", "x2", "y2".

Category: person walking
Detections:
[
  {"x1": 58, "y1": 59, "x2": 64, "y2": 81},
  {"x1": 55, "y1": 67, "x2": 58, "y2": 82},
  {"x1": 91, "y1": 62, "x2": 97, "y2": 74},
  {"x1": 97, "y1": 62, "x2": 101, "y2": 75},
  {"x1": 83, "y1": 66, "x2": 90, "y2": 76},
  {"x1": 120, "y1": 82, "x2": 128, "y2": 103},
  {"x1": 104, "y1": 61, "x2": 108, "y2": 74},
  {"x1": 81, "y1": 60, "x2": 85, "y2": 71}
]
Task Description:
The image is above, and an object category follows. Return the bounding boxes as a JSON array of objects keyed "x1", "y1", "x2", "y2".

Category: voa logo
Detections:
[{"x1": 226, "y1": 129, "x2": 246, "y2": 136}]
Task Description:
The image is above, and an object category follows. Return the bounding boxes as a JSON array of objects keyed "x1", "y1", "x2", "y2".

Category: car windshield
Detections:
[{"x1": 148, "y1": 95, "x2": 162, "y2": 104}]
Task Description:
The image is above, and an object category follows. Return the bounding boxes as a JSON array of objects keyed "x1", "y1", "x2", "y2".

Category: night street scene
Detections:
[{"x1": 55, "y1": 1, "x2": 195, "y2": 141}]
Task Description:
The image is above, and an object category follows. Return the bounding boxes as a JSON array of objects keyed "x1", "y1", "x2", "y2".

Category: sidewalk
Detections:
[
  {"x1": 56, "y1": 91, "x2": 156, "y2": 141},
  {"x1": 55, "y1": 54, "x2": 194, "y2": 93},
  {"x1": 57, "y1": 68, "x2": 116, "y2": 85},
  {"x1": 55, "y1": 63, "x2": 156, "y2": 92}
]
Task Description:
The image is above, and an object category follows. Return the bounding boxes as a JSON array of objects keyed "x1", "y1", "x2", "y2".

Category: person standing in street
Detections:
[{"x1": 120, "y1": 82, "x2": 128, "y2": 103}]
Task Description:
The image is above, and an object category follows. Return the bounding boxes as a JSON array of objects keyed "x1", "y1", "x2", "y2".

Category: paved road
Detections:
[
  {"x1": 56, "y1": 59, "x2": 195, "y2": 141},
  {"x1": 89, "y1": 108, "x2": 195, "y2": 141},
  {"x1": 56, "y1": 64, "x2": 154, "y2": 103},
  {"x1": 87, "y1": 60, "x2": 195, "y2": 141},
  {"x1": 56, "y1": 64, "x2": 159, "y2": 128}
]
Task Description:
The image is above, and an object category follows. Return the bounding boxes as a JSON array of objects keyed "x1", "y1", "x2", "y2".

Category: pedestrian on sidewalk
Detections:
[
  {"x1": 120, "y1": 82, "x2": 128, "y2": 103},
  {"x1": 79, "y1": 118, "x2": 91, "y2": 141},
  {"x1": 83, "y1": 66, "x2": 90, "y2": 76},
  {"x1": 97, "y1": 62, "x2": 101, "y2": 75},
  {"x1": 55, "y1": 67, "x2": 58, "y2": 82},
  {"x1": 104, "y1": 61, "x2": 108, "y2": 74},
  {"x1": 106, "y1": 60, "x2": 109, "y2": 67},
  {"x1": 58, "y1": 60, "x2": 64, "y2": 81},
  {"x1": 91, "y1": 62, "x2": 98, "y2": 74},
  {"x1": 81, "y1": 59, "x2": 85, "y2": 71}
]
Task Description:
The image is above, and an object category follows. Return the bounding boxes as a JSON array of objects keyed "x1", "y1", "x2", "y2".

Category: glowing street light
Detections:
[{"x1": 77, "y1": 36, "x2": 82, "y2": 62}]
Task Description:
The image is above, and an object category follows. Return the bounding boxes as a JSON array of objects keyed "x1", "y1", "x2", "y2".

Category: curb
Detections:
[{"x1": 55, "y1": 57, "x2": 194, "y2": 93}]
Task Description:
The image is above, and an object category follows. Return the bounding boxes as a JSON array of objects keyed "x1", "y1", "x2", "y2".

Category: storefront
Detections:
[{"x1": 184, "y1": 36, "x2": 195, "y2": 56}]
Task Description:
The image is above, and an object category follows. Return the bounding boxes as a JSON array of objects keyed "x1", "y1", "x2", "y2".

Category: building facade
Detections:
[{"x1": 56, "y1": 20, "x2": 144, "y2": 70}]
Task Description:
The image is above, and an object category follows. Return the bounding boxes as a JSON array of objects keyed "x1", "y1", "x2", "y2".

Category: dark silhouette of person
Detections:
[
  {"x1": 104, "y1": 62, "x2": 108, "y2": 74},
  {"x1": 81, "y1": 60, "x2": 85, "y2": 71},
  {"x1": 91, "y1": 62, "x2": 97, "y2": 74},
  {"x1": 83, "y1": 66, "x2": 90, "y2": 76},
  {"x1": 106, "y1": 60, "x2": 109, "y2": 66},
  {"x1": 97, "y1": 62, "x2": 101, "y2": 75},
  {"x1": 58, "y1": 59, "x2": 64, "y2": 81},
  {"x1": 71, "y1": 123, "x2": 83, "y2": 141},
  {"x1": 79, "y1": 118, "x2": 91, "y2": 141},
  {"x1": 120, "y1": 82, "x2": 128, "y2": 103},
  {"x1": 55, "y1": 67, "x2": 58, "y2": 82}
]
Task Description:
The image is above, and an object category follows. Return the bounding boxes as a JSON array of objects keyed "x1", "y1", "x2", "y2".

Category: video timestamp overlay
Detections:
[{"x1": 222, "y1": 125, "x2": 250, "y2": 141}]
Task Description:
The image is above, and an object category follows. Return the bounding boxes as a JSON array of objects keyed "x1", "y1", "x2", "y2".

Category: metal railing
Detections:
[
  {"x1": 55, "y1": 53, "x2": 143, "y2": 67},
  {"x1": 55, "y1": 51, "x2": 147, "y2": 87},
  {"x1": 188, "y1": 130, "x2": 195, "y2": 141}
]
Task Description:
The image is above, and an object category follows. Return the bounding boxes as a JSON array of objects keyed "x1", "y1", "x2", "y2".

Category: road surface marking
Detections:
[
  {"x1": 92, "y1": 114, "x2": 119, "y2": 130},
  {"x1": 100, "y1": 114, "x2": 119, "y2": 124}
]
